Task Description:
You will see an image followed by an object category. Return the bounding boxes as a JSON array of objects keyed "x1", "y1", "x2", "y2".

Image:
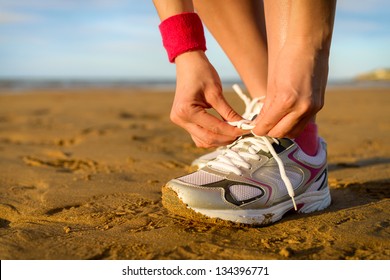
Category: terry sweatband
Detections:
[{"x1": 159, "y1": 12, "x2": 207, "y2": 63}]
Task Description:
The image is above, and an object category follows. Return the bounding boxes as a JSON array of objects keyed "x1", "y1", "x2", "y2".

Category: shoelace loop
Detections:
[{"x1": 232, "y1": 84, "x2": 264, "y2": 122}]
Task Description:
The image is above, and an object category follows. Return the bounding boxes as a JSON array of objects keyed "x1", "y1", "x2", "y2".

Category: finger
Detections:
[
  {"x1": 191, "y1": 134, "x2": 216, "y2": 149},
  {"x1": 190, "y1": 109, "x2": 244, "y2": 137},
  {"x1": 206, "y1": 93, "x2": 243, "y2": 122},
  {"x1": 185, "y1": 123, "x2": 239, "y2": 148},
  {"x1": 251, "y1": 100, "x2": 286, "y2": 136}
]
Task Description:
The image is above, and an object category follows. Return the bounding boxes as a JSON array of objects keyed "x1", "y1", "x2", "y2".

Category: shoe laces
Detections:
[
  {"x1": 232, "y1": 84, "x2": 264, "y2": 123},
  {"x1": 207, "y1": 129, "x2": 297, "y2": 211}
]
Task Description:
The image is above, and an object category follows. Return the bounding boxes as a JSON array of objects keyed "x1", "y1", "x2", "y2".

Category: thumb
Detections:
[{"x1": 210, "y1": 95, "x2": 243, "y2": 122}]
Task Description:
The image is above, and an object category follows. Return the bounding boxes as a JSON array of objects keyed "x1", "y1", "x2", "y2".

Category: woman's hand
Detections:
[
  {"x1": 252, "y1": 42, "x2": 329, "y2": 138},
  {"x1": 172, "y1": 51, "x2": 244, "y2": 147}
]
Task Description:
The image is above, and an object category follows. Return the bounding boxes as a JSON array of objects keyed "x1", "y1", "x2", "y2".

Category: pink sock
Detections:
[{"x1": 294, "y1": 122, "x2": 319, "y2": 156}]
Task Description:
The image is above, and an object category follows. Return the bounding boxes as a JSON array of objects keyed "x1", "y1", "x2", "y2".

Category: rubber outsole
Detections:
[{"x1": 162, "y1": 185, "x2": 331, "y2": 226}]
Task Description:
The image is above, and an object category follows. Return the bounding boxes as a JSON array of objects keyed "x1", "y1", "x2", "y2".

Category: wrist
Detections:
[
  {"x1": 175, "y1": 50, "x2": 207, "y2": 65},
  {"x1": 159, "y1": 12, "x2": 207, "y2": 63}
]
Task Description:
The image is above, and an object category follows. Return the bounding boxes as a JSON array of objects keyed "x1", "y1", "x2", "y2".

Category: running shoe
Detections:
[
  {"x1": 163, "y1": 135, "x2": 331, "y2": 225},
  {"x1": 191, "y1": 84, "x2": 264, "y2": 169}
]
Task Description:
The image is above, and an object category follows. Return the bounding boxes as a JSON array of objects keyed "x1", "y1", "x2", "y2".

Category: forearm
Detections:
[
  {"x1": 286, "y1": 0, "x2": 336, "y2": 52},
  {"x1": 153, "y1": 0, "x2": 194, "y2": 20}
]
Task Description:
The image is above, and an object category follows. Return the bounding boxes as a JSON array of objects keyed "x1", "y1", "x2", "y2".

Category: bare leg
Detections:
[
  {"x1": 255, "y1": 0, "x2": 336, "y2": 155},
  {"x1": 263, "y1": 1, "x2": 318, "y2": 124},
  {"x1": 193, "y1": 0, "x2": 268, "y2": 98},
  {"x1": 254, "y1": 0, "x2": 336, "y2": 138}
]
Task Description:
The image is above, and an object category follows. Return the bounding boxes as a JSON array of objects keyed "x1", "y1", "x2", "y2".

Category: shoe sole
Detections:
[{"x1": 162, "y1": 185, "x2": 331, "y2": 226}]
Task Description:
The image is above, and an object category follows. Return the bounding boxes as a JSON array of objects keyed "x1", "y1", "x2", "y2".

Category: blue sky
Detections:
[{"x1": 0, "y1": 0, "x2": 389, "y2": 81}]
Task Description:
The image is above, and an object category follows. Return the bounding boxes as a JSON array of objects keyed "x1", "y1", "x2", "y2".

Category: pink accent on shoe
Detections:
[
  {"x1": 287, "y1": 148, "x2": 326, "y2": 183},
  {"x1": 294, "y1": 122, "x2": 319, "y2": 156}
]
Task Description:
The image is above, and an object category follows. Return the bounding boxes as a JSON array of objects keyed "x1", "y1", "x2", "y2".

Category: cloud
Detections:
[
  {"x1": 80, "y1": 15, "x2": 158, "y2": 36},
  {"x1": 337, "y1": 0, "x2": 390, "y2": 13},
  {"x1": 335, "y1": 18, "x2": 382, "y2": 33},
  {"x1": 0, "y1": 11, "x2": 42, "y2": 24},
  {"x1": 0, "y1": 0, "x2": 144, "y2": 12}
]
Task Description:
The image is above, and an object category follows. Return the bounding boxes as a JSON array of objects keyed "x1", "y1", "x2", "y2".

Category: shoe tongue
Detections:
[
  {"x1": 274, "y1": 138, "x2": 295, "y2": 151},
  {"x1": 229, "y1": 136, "x2": 294, "y2": 157},
  {"x1": 249, "y1": 114, "x2": 258, "y2": 121},
  {"x1": 262, "y1": 138, "x2": 295, "y2": 157}
]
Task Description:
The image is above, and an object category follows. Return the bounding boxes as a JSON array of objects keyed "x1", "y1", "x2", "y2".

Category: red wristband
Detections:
[{"x1": 159, "y1": 12, "x2": 207, "y2": 63}]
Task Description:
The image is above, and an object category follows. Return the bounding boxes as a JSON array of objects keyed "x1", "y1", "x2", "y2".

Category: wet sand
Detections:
[{"x1": 0, "y1": 87, "x2": 389, "y2": 259}]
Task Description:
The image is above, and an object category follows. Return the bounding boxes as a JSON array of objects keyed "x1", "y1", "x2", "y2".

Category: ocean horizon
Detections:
[{"x1": 1, "y1": 77, "x2": 389, "y2": 92}]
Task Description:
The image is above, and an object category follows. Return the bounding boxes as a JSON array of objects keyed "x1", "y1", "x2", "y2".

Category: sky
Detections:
[{"x1": 0, "y1": 0, "x2": 389, "y2": 81}]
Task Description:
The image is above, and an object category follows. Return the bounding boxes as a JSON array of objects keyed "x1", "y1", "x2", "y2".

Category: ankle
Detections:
[{"x1": 295, "y1": 122, "x2": 319, "y2": 156}]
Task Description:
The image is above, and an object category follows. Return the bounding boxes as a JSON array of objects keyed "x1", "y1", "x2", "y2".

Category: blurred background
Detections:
[{"x1": 0, "y1": 0, "x2": 389, "y2": 89}]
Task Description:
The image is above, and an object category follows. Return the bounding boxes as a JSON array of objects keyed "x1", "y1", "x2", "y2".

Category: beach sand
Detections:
[{"x1": 0, "y1": 86, "x2": 389, "y2": 260}]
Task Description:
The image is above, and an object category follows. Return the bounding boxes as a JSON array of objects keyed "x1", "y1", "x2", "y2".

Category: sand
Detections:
[{"x1": 0, "y1": 86, "x2": 389, "y2": 260}]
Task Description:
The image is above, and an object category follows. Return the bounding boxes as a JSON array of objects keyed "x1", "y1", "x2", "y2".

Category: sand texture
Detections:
[{"x1": 0, "y1": 87, "x2": 389, "y2": 260}]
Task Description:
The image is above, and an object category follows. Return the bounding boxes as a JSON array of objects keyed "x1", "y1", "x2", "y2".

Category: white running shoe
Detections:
[{"x1": 163, "y1": 135, "x2": 331, "y2": 225}]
